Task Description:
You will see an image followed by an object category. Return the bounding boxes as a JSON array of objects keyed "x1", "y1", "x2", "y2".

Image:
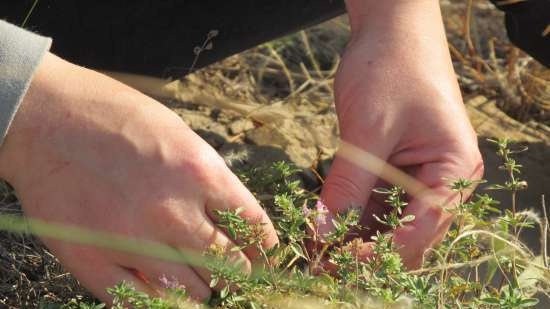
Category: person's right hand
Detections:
[{"x1": 0, "y1": 53, "x2": 278, "y2": 303}]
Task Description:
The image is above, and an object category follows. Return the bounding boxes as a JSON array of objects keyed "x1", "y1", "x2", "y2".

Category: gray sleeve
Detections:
[{"x1": 0, "y1": 20, "x2": 52, "y2": 146}]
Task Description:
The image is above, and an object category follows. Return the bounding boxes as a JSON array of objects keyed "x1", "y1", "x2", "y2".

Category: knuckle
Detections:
[
  {"x1": 241, "y1": 257, "x2": 252, "y2": 275},
  {"x1": 183, "y1": 148, "x2": 229, "y2": 186},
  {"x1": 425, "y1": 204, "x2": 446, "y2": 224},
  {"x1": 447, "y1": 139, "x2": 485, "y2": 181},
  {"x1": 143, "y1": 200, "x2": 205, "y2": 236},
  {"x1": 323, "y1": 174, "x2": 365, "y2": 210},
  {"x1": 223, "y1": 251, "x2": 252, "y2": 278},
  {"x1": 195, "y1": 287, "x2": 212, "y2": 301}
]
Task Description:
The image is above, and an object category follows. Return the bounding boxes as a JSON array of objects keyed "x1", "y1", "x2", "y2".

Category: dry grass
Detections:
[
  {"x1": 442, "y1": 0, "x2": 549, "y2": 124},
  {"x1": 0, "y1": 183, "x2": 94, "y2": 308}
]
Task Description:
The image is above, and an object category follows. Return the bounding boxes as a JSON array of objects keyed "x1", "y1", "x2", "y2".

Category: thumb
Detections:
[{"x1": 319, "y1": 140, "x2": 393, "y2": 235}]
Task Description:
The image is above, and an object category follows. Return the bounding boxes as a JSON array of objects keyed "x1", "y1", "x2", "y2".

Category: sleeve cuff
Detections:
[{"x1": 0, "y1": 20, "x2": 52, "y2": 146}]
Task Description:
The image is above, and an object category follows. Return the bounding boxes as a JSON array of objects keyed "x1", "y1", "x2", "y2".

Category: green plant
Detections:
[{"x1": 29, "y1": 141, "x2": 550, "y2": 308}]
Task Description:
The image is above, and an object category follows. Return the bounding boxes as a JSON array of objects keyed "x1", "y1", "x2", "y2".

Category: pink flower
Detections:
[
  {"x1": 315, "y1": 200, "x2": 328, "y2": 212},
  {"x1": 314, "y1": 200, "x2": 329, "y2": 225},
  {"x1": 159, "y1": 275, "x2": 185, "y2": 290}
]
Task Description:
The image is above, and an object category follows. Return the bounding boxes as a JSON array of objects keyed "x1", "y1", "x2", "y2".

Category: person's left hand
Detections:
[{"x1": 320, "y1": 0, "x2": 484, "y2": 268}]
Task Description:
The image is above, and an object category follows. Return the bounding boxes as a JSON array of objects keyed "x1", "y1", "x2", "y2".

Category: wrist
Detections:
[
  {"x1": 343, "y1": 0, "x2": 451, "y2": 66},
  {"x1": 0, "y1": 53, "x2": 64, "y2": 183},
  {"x1": 344, "y1": 0, "x2": 441, "y2": 40}
]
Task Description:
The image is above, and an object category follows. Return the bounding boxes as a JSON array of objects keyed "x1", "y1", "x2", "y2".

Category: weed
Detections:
[{"x1": 53, "y1": 139, "x2": 550, "y2": 309}]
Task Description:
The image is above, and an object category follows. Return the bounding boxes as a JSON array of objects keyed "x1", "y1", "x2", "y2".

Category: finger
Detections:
[
  {"x1": 68, "y1": 258, "x2": 157, "y2": 306},
  {"x1": 205, "y1": 167, "x2": 279, "y2": 257},
  {"x1": 394, "y1": 160, "x2": 483, "y2": 267},
  {"x1": 357, "y1": 199, "x2": 392, "y2": 240},
  {"x1": 320, "y1": 139, "x2": 394, "y2": 235},
  {"x1": 393, "y1": 193, "x2": 454, "y2": 268},
  {"x1": 356, "y1": 159, "x2": 484, "y2": 268},
  {"x1": 41, "y1": 242, "x2": 159, "y2": 305},
  {"x1": 129, "y1": 256, "x2": 211, "y2": 301},
  {"x1": 358, "y1": 169, "x2": 421, "y2": 239},
  {"x1": 350, "y1": 192, "x2": 453, "y2": 269},
  {"x1": 163, "y1": 211, "x2": 252, "y2": 291},
  {"x1": 144, "y1": 194, "x2": 252, "y2": 291}
]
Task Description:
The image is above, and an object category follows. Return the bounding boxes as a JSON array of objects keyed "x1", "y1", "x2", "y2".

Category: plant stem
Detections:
[
  {"x1": 258, "y1": 245, "x2": 278, "y2": 289},
  {"x1": 22, "y1": 0, "x2": 40, "y2": 27},
  {"x1": 541, "y1": 195, "x2": 548, "y2": 269},
  {"x1": 355, "y1": 247, "x2": 360, "y2": 296},
  {"x1": 503, "y1": 151, "x2": 519, "y2": 283}
]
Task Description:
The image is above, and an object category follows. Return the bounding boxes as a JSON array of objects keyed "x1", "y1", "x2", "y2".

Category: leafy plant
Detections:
[{"x1": 50, "y1": 141, "x2": 550, "y2": 308}]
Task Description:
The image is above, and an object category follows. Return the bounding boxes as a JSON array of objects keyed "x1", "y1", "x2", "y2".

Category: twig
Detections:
[
  {"x1": 507, "y1": 47, "x2": 520, "y2": 85},
  {"x1": 186, "y1": 29, "x2": 219, "y2": 76},
  {"x1": 496, "y1": 0, "x2": 527, "y2": 5},
  {"x1": 267, "y1": 46, "x2": 296, "y2": 94},
  {"x1": 22, "y1": 0, "x2": 39, "y2": 27},
  {"x1": 542, "y1": 195, "x2": 549, "y2": 268},
  {"x1": 300, "y1": 31, "x2": 324, "y2": 80},
  {"x1": 463, "y1": 0, "x2": 476, "y2": 57}
]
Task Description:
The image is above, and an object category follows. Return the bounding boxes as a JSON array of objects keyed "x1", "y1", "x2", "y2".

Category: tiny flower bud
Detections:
[
  {"x1": 159, "y1": 275, "x2": 185, "y2": 290},
  {"x1": 314, "y1": 200, "x2": 329, "y2": 225}
]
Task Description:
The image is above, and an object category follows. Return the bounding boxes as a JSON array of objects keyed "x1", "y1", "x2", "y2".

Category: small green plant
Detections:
[
  {"x1": 372, "y1": 186, "x2": 415, "y2": 229},
  {"x1": 57, "y1": 140, "x2": 550, "y2": 308}
]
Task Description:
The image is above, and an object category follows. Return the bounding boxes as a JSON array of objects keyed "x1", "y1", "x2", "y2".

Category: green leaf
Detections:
[
  {"x1": 400, "y1": 215, "x2": 415, "y2": 223},
  {"x1": 480, "y1": 297, "x2": 500, "y2": 304},
  {"x1": 372, "y1": 188, "x2": 392, "y2": 194},
  {"x1": 372, "y1": 214, "x2": 386, "y2": 225},
  {"x1": 210, "y1": 278, "x2": 219, "y2": 288},
  {"x1": 290, "y1": 242, "x2": 306, "y2": 259},
  {"x1": 518, "y1": 298, "x2": 539, "y2": 307},
  {"x1": 228, "y1": 227, "x2": 237, "y2": 239},
  {"x1": 220, "y1": 286, "x2": 230, "y2": 299}
]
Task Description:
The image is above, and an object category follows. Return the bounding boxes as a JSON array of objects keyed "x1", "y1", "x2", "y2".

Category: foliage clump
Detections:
[{"x1": 62, "y1": 139, "x2": 549, "y2": 309}]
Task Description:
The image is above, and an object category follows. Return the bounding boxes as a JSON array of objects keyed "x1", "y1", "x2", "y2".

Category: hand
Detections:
[
  {"x1": 320, "y1": 0, "x2": 484, "y2": 268},
  {"x1": 0, "y1": 53, "x2": 278, "y2": 303}
]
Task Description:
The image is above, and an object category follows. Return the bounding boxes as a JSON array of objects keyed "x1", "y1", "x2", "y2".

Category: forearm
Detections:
[
  {"x1": 341, "y1": 0, "x2": 459, "y2": 102},
  {"x1": 344, "y1": 0, "x2": 447, "y2": 56}
]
